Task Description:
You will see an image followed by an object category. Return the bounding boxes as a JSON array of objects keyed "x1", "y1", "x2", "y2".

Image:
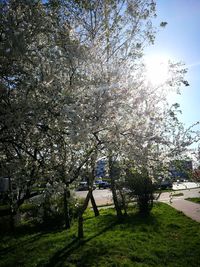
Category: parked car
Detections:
[
  {"x1": 98, "y1": 181, "x2": 111, "y2": 189},
  {"x1": 95, "y1": 180, "x2": 103, "y2": 185},
  {"x1": 160, "y1": 180, "x2": 173, "y2": 190},
  {"x1": 76, "y1": 182, "x2": 96, "y2": 191}
]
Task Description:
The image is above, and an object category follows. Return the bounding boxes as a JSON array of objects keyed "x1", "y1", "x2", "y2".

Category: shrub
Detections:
[
  {"x1": 125, "y1": 168, "x2": 154, "y2": 215},
  {"x1": 19, "y1": 203, "x2": 38, "y2": 213},
  {"x1": 19, "y1": 190, "x2": 83, "y2": 228}
]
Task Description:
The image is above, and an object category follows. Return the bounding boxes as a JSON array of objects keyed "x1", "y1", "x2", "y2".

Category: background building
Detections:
[
  {"x1": 96, "y1": 158, "x2": 106, "y2": 178},
  {"x1": 169, "y1": 160, "x2": 193, "y2": 180}
]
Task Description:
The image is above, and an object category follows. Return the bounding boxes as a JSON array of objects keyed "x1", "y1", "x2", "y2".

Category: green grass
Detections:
[
  {"x1": 0, "y1": 203, "x2": 200, "y2": 267},
  {"x1": 172, "y1": 193, "x2": 184, "y2": 197},
  {"x1": 186, "y1": 197, "x2": 200, "y2": 204},
  {"x1": 155, "y1": 189, "x2": 173, "y2": 193},
  {"x1": 0, "y1": 205, "x2": 10, "y2": 211}
]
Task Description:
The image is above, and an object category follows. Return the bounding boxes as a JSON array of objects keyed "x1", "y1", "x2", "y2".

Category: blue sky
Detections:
[{"x1": 146, "y1": 0, "x2": 200, "y2": 128}]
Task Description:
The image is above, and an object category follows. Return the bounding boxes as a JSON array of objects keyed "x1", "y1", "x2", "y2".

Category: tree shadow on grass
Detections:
[
  {"x1": 44, "y1": 212, "x2": 160, "y2": 267},
  {"x1": 0, "y1": 232, "x2": 45, "y2": 257},
  {"x1": 0, "y1": 226, "x2": 64, "y2": 257},
  {"x1": 0, "y1": 219, "x2": 63, "y2": 238},
  {"x1": 44, "y1": 220, "x2": 118, "y2": 267},
  {"x1": 125, "y1": 212, "x2": 159, "y2": 226},
  {"x1": 0, "y1": 211, "x2": 161, "y2": 266}
]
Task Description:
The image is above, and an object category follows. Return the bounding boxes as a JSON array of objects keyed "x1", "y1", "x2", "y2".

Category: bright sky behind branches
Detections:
[{"x1": 146, "y1": 0, "x2": 200, "y2": 128}]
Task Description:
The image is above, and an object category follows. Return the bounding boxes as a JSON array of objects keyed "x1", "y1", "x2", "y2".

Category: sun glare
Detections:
[{"x1": 145, "y1": 55, "x2": 169, "y2": 85}]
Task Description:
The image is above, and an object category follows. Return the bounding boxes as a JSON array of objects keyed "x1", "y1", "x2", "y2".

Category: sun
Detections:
[{"x1": 144, "y1": 55, "x2": 170, "y2": 85}]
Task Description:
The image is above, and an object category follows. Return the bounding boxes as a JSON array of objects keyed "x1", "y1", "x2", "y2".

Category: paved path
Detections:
[
  {"x1": 158, "y1": 188, "x2": 200, "y2": 222},
  {"x1": 76, "y1": 188, "x2": 200, "y2": 222},
  {"x1": 173, "y1": 182, "x2": 200, "y2": 190},
  {"x1": 158, "y1": 188, "x2": 200, "y2": 202},
  {"x1": 169, "y1": 199, "x2": 200, "y2": 222}
]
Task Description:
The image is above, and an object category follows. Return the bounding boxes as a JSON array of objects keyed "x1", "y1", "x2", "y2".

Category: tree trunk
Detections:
[
  {"x1": 9, "y1": 177, "x2": 15, "y2": 232},
  {"x1": 63, "y1": 187, "x2": 70, "y2": 229},
  {"x1": 10, "y1": 211, "x2": 15, "y2": 233},
  {"x1": 109, "y1": 155, "x2": 123, "y2": 219},
  {"x1": 111, "y1": 180, "x2": 123, "y2": 219},
  {"x1": 78, "y1": 215, "x2": 84, "y2": 238},
  {"x1": 78, "y1": 191, "x2": 91, "y2": 239},
  {"x1": 89, "y1": 150, "x2": 99, "y2": 217},
  {"x1": 119, "y1": 189, "x2": 128, "y2": 216},
  {"x1": 90, "y1": 191, "x2": 99, "y2": 217},
  {"x1": 9, "y1": 207, "x2": 20, "y2": 232}
]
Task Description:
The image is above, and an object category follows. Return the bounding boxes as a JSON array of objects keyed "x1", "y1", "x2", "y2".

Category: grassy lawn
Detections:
[
  {"x1": 172, "y1": 193, "x2": 184, "y2": 197},
  {"x1": 186, "y1": 197, "x2": 200, "y2": 204},
  {"x1": 0, "y1": 203, "x2": 200, "y2": 267}
]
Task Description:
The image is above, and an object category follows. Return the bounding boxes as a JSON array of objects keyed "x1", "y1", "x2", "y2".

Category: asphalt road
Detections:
[
  {"x1": 75, "y1": 187, "x2": 200, "y2": 206},
  {"x1": 75, "y1": 189, "x2": 113, "y2": 206},
  {"x1": 158, "y1": 188, "x2": 200, "y2": 202}
]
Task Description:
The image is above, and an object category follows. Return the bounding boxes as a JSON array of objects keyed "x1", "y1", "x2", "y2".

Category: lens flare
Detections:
[{"x1": 145, "y1": 56, "x2": 169, "y2": 85}]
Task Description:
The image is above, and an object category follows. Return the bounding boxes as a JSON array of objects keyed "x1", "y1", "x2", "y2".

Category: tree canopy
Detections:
[{"x1": 0, "y1": 0, "x2": 199, "y2": 230}]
